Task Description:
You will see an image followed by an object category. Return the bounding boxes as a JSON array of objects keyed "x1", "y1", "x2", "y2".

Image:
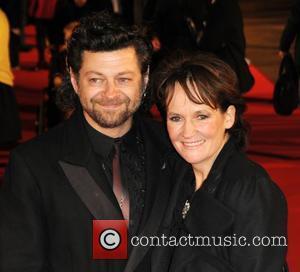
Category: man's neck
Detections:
[{"x1": 83, "y1": 112, "x2": 133, "y2": 139}]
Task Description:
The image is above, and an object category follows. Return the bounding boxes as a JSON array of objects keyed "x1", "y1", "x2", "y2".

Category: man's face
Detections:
[{"x1": 71, "y1": 47, "x2": 145, "y2": 132}]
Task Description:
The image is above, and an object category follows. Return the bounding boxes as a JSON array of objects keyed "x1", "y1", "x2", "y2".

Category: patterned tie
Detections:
[{"x1": 112, "y1": 142, "x2": 130, "y2": 221}]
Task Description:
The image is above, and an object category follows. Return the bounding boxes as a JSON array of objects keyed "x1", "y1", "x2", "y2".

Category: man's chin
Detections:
[
  {"x1": 98, "y1": 104, "x2": 124, "y2": 111},
  {"x1": 93, "y1": 112, "x2": 132, "y2": 129}
]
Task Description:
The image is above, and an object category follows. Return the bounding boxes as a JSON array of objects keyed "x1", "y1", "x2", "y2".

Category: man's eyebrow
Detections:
[
  {"x1": 84, "y1": 71, "x2": 104, "y2": 76},
  {"x1": 116, "y1": 71, "x2": 135, "y2": 76},
  {"x1": 84, "y1": 71, "x2": 135, "y2": 76}
]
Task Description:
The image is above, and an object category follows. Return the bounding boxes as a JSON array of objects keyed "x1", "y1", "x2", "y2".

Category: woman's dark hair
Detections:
[
  {"x1": 154, "y1": 51, "x2": 249, "y2": 149},
  {"x1": 57, "y1": 11, "x2": 152, "y2": 111}
]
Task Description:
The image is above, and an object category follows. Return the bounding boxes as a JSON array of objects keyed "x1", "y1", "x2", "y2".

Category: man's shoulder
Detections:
[
  {"x1": 13, "y1": 121, "x2": 67, "y2": 160},
  {"x1": 137, "y1": 117, "x2": 189, "y2": 166},
  {"x1": 138, "y1": 117, "x2": 170, "y2": 146},
  {"x1": 139, "y1": 116, "x2": 164, "y2": 129}
]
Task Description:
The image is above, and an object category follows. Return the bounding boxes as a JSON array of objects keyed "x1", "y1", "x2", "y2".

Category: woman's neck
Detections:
[
  {"x1": 192, "y1": 134, "x2": 230, "y2": 191},
  {"x1": 193, "y1": 167, "x2": 206, "y2": 191}
]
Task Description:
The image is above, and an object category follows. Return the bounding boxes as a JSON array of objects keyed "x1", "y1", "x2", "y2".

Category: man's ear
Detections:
[
  {"x1": 70, "y1": 68, "x2": 79, "y2": 94},
  {"x1": 224, "y1": 105, "x2": 236, "y2": 129},
  {"x1": 142, "y1": 66, "x2": 150, "y2": 91}
]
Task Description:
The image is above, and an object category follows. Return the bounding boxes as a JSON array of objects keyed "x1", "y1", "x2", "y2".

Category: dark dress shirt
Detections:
[{"x1": 83, "y1": 117, "x2": 146, "y2": 237}]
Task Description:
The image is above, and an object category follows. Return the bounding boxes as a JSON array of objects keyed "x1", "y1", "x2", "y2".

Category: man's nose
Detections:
[{"x1": 104, "y1": 81, "x2": 119, "y2": 97}]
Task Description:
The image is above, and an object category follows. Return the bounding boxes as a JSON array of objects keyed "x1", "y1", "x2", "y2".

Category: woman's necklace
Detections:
[
  {"x1": 182, "y1": 199, "x2": 191, "y2": 219},
  {"x1": 182, "y1": 178, "x2": 198, "y2": 219}
]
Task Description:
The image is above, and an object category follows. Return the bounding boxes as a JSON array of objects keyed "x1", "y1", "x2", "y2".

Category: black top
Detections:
[
  {"x1": 83, "y1": 116, "x2": 146, "y2": 236},
  {"x1": 152, "y1": 138, "x2": 287, "y2": 272}
]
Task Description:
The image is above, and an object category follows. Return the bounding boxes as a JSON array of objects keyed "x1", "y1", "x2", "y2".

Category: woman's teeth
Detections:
[{"x1": 182, "y1": 139, "x2": 205, "y2": 147}]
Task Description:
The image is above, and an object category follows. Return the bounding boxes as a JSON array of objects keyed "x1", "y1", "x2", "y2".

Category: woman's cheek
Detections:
[{"x1": 167, "y1": 123, "x2": 182, "y2": 142}]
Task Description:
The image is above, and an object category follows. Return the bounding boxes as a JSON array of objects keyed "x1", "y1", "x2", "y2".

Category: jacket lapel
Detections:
[
  {"x1": 59, "y1": 161, "x2": 121, "y2": 219},
  {"x1": 150, "y1": 163, "x2": 194, "y2": 272},
  {"x1": 184, "y1": 190, "x2": 235, "y2": 236},
  {"x1": 124, "y1": 155, "x2": 169, "y2": 272},
  {"x1": 59, "y1": 110, "x2": 122, "y2": 219},
  {"x1": 124, "y1": 121, "x2": 174, "y2": 272}
]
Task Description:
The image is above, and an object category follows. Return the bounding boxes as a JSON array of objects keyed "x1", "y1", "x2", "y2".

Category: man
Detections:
[{"x1": 0, "y1": 12, "x2": 189, "y2": 271}]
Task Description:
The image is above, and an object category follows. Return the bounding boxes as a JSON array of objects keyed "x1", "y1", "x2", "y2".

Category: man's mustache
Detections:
[{"x1": 91, "y1": 95, "x2": 130, "y2": 106}]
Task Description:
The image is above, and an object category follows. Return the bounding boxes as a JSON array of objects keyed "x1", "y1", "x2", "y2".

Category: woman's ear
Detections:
[
  {"x1": 224, "y1": 105, "x2": 236, "y2": 129},
  {"x1": 70, "y1": 68, "x2": 79, "y2": 94}
]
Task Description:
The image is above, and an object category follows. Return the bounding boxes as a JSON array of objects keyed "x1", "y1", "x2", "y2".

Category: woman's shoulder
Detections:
[
  {"x1": 225, "y1": 151, "x2": 268, "y2": 180},
  {"x1": 221, "y1": 151, "x2": 286, "y2": 209}
]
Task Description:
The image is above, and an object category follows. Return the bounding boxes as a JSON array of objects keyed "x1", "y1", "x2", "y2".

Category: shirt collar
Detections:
[{"x1": 83, "y1": 115, "x2": 140, "y2": 158}]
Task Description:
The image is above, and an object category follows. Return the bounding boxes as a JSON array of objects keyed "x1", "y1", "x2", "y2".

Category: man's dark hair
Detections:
[{"x1": 57, "y1": 11, "x2": 152, "y2": 111}]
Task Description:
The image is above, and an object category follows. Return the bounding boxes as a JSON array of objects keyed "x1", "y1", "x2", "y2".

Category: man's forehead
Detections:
[
  {"x1": 82, "y1": 47, "x2": 138, "y2": 61},
  {"x1": 80, "y1": 48, "x2": 142, "y2": 76}
]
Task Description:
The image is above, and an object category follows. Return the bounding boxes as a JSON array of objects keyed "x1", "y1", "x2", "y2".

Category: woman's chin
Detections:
[{"x1": 179, "y1": 154, "x2": 204, "y2": 165}]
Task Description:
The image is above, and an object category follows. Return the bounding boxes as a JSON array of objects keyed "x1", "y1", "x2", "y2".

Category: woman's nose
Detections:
[{"x1": 182, "y1": 120, "x2": 196, "y2": 138}]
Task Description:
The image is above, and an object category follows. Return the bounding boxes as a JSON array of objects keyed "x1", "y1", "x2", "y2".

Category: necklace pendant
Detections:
[{"x1": 182, "y1": 200, "x2": 191, "y2": 219}]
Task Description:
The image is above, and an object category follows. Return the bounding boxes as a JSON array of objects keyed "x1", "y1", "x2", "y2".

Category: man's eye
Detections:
[
  {"x1": 89, "y1": 78, "x2": 102, "y2": 84},
  {"x1": 169, "y1": 116, "x2": 182, "y2": 122},
  {"x1": 118, "y1": 78, "x2": 131, "y2": 84}
]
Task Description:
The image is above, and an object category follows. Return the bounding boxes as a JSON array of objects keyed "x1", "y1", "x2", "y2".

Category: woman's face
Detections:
[{"x1": 166, "y1": 82, "x2": 235, "y2": 171}]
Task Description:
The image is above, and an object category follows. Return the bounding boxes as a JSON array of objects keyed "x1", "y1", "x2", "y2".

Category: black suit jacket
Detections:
[{"x1": 0, "y1": 110, "x2": 189, "y2": 272}]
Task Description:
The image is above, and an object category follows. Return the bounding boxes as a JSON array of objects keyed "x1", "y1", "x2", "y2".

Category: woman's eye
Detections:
[
  {"x1": 169, "y1": 116, "x2": 182, "y2": 122},
  {"x1": 197, "y1": 114, "x2": 208, "y2": 120}
]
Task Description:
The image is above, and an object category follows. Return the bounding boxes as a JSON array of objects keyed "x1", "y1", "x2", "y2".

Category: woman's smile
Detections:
[{"x1": 181, "y1": 139, "x2": 205, "y2": 148}]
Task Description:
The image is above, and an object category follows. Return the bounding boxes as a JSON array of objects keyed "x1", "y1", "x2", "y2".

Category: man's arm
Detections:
[{"x1": 0, "y1": 150, "x2": 48, "y2": 271}]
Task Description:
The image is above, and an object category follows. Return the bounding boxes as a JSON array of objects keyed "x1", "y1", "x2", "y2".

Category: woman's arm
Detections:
[{"x1": 228, "y1": 173, "x2": 287, "y2": 271}]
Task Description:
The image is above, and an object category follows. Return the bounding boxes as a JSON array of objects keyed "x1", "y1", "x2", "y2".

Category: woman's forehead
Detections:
[{"x1": 166, "y1": 80, "x2": 216, "y2": 109}]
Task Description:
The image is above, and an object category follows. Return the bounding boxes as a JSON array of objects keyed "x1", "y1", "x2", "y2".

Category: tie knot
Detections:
[{"x1": 113, "y1": 139, "x2": 121, "y2": 157}]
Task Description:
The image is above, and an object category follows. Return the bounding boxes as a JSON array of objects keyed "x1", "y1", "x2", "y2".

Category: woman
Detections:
[{"x1": 152, "y1": 52, "x2": 287, "y2": 271}]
